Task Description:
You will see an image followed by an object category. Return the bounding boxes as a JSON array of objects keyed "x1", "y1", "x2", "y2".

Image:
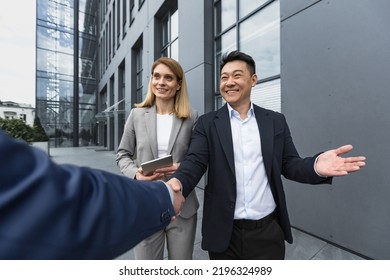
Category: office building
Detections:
[
  {"x1": 35, "y1": 0, "x2": 390, "y2": 259},
  {"x1": 94, "y1": 0, "x2": 280, "y2": 150},
  {"x1": 36, "y1": 0, "x2": 97, "y2": 147},
  {"x1": 0, "y1": 100, "x2": 35, "y2": 126}
]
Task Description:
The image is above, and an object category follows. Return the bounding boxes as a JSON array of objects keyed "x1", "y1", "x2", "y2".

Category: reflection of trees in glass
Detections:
[
  {"x1": 33, "y1": 117, "x2": 49, "y2": 142},
  {"x1": 80, "y1": 128, "x2": 91, "y2": 145}
]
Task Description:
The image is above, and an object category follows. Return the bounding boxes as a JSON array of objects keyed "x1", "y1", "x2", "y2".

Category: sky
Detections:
[{"x1": 0, "y1": 1, "x2": 36, "y2": 106}]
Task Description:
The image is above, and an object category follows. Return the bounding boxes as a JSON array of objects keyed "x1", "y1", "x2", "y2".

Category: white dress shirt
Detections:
[
  {"x1": 156, "y1": 113, "x2": 173, "y2": 158},
  {"x1": 228, "y1": 103, "x2": 276, "y2": 220}
]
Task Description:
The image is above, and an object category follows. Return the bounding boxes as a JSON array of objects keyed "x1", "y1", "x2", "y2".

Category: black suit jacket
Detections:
[
  {"x1": 0, "y1": 129, "x2": 175, "y2": 259},
  {"x1": 173, "y1": 104, "x2": 332, "y2": 252}
]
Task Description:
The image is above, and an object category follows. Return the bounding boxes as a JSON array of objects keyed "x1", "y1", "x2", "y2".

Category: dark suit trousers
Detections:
[{"x1": 208, "y1": 212, "x2": 285, "y2": 260}]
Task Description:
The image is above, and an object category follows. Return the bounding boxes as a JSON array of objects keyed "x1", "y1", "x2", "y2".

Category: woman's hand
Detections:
[
  {"x1": 135, "y1": 168, "x2": 165, "y2": 181},
  {"x1": 154, "y1": 162, "x2": 180, "y2": 178}
]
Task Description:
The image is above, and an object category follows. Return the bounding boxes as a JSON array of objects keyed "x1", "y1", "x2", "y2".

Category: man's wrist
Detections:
[
  {"x1": 161, "y1": 181, "x2": 175, "y2": 204},
  {"x1": 314, "y1": 156, "x2": 327, "y2": 178}
]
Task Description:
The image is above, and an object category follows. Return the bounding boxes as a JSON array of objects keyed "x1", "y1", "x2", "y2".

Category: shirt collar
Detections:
[{"x1": 227, "y1": 103, "x2": 255, "y2": 119}]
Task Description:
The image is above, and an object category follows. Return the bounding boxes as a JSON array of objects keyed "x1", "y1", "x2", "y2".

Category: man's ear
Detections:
[{"x1": 251, "y1": 74, "x2": 258, "y2": 87}]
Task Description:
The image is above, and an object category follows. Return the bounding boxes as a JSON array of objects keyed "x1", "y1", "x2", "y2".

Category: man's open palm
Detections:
[{"x1": 315, "y1": 145, "x2": 366, "y2": 177}]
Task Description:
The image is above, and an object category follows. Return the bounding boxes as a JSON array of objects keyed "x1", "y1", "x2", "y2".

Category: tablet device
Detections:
[{"x1": 141, "y1": 155, "x2": 173, "y2": 176}]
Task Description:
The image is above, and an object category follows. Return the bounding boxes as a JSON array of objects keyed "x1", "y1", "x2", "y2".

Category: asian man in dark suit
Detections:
[
  {"x1": 166, "y1": 50, "x2": 366, "y2": 260},
  {"x1": 0, "y1": 129, "x2": 184, "y2": 259}
]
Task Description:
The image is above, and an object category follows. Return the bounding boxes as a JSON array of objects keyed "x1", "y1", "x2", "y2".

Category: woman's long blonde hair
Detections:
[{"x1": 135, "y1": 57, "x2": 192, "y2": 119}]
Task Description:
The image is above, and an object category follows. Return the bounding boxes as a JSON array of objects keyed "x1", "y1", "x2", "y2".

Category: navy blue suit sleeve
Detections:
[{"x1": 0, "y1": 130, "x2": 174, "y2": 259}]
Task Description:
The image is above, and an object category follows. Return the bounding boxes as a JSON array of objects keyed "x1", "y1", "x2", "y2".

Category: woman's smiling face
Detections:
[{"x1": 151, "y1": 63, "x2": 181, "y2": 101}]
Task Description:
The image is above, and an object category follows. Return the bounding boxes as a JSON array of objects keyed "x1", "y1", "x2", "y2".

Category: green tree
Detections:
[
  {"x1": 0, "y1": 118, "x2": 34, "y2": 142},
  {"x1": 32, "y1": 117, "x2": 49, "y2": 142}
]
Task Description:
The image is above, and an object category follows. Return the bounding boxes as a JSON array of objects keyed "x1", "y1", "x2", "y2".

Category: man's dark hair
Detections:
[{"x1": 220, "y1": 50, "x2": 256, "y2": 75}]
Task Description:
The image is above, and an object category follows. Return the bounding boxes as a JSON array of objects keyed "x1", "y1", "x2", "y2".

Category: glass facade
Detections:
[
  {"x1": 214, "y1": 0, "x2": 281, "y2": 112},
  {"x1": 160, "y1": 9, "x2": 179, "y2": 60},
  {"x1": 35, "y1": 0, "x2": 279, "y2": 149},
  {"x1": 134, "y1": 46, "x2": 143, "y2": 103},
  {"x1": 79, "y1": 0, "x2": 98, "y2": 146},
  {"x1": 36, "y1": 0, "x2": 97, "y2": 147}
]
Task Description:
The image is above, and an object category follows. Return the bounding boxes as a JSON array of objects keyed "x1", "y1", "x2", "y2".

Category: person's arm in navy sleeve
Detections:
[{"x1": 0, "y1": 129, "x2": 183, "y2": 260}]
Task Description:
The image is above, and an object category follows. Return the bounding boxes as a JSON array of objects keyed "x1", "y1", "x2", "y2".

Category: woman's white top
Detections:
[{"x1": 156, "y1": 113, "x2": 173, "y2": 158}]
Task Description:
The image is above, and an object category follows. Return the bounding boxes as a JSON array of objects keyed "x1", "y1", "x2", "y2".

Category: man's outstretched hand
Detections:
[
  {"x1": 172, "y1": 188, "x2": 184, "y2": 217},
  {"x1": 167, "y1": 178, "x2": 184, "y2": 221},
  {"x1": 315, "y1": 145, "x2": 366, "y2": 177}
]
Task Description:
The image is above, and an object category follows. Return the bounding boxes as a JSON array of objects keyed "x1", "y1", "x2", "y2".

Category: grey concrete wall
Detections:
[{"x1": 281, "y1": 0, "x2": 390, "y2": 259}]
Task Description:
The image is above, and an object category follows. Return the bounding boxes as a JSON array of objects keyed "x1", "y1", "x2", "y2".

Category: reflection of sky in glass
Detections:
[
  {"x1": 79, "y1": 12, "x2": 96, "y2": 35},
  {"x1": 37, "y1": 0, "x2": 74, "y2": 29},
  {"x1": 221, "y1": 0, "x2": 236, "y2": 30},
  {"x1": 171, "y1": 10, "x2": 179, "y2": 41},
  {"x1": 79, "y1": 12, "x2": 85, "y2": 31},
  {"x1": 59, "y1": 0, "x2": 74, "y2": 8},
  {"x1": 36, "y1": 72, "x2": 73, "y2": 99},
  {"x1": 221, "y1": 28, "x2": 237, "y2": 54},
  {"x1": 36, "y1": 49, "x2": 73, "y2": 79},
  {"x1": 239, "y1": 0, "x2": 268, "y2": 19},
  {"x1": 37, "y1": 26, "x2": 73, "y2": 55},
  {"x1": 78, "y1": 0, "x2": 97, "y2": 34},
  {"x1": 79, "y1": 0, "x2": 87, "y2": 13},
  {"x1": 36, "y1": 0, "x2": 75, "y2": 105},
  {"x1": 35, "y1": 0, "x2": 96, "y2": 142},
  {"x1": 171, "y1": 39, "x2": 179, "y2": 61},
  {"x1": 240, "y1": 2, "x2": 280, "y2": 79}
]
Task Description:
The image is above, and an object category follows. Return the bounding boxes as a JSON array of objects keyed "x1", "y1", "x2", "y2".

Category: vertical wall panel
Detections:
[{"x1": 281, "y1": 0, "x2": 390, "y2": 259}]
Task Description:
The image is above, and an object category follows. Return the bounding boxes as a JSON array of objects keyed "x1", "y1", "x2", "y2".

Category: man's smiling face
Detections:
[{"x1": 220, "y1": 60, "x2": 257, "y2": 109}]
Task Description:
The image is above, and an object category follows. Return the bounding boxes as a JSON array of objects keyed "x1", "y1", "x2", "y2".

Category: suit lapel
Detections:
[
  {"x1": 144, "y1": 105, "x2": 158, "y2": 158},
  {"x1": 167, "y1": 115, "x2": 182, "y2": 155},
  {"x1": 215, "y1": 105, "x2": 236, "y2": 175},
  {"x1": 254, "y1": 105, "x2": 273, "y2": 180}
]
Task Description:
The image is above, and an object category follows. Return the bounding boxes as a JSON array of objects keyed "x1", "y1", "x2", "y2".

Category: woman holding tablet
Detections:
[{"x1": 116, "y1": 57, "x2": 199, "y2": 260}]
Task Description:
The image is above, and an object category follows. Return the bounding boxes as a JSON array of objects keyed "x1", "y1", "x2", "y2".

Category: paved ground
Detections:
[{"x1": 49, "y1": 145, "x2": 365, "y2": 260}]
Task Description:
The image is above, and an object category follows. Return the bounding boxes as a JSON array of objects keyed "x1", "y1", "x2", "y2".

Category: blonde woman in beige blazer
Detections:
[{"x1": 116, "y1": 57, "x2": 199, "y2": 260}]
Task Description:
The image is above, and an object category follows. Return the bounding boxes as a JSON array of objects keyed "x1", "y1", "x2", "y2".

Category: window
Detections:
[
  {"x1": 112, "y1": 2, "x2": 116, "y2": 54},
  {"x1": 239, "y1": 0, "x2": 268, "y2": 19},
  {"x1": 138, "y1": 0, "x2": 145, "y2": 10},
  {"x1": 4, "y1": 111, "x2": 17, "y2": 119},
  {"x1": 135, "y1": 47, "x2": 143, "y2": 103},
  {"x1": 217, "y1": 0, "x2": 236, "y2": 32},
  {"x1": 118, "y1": 1, "x2": 122, "y2": 43},
  {"x1": 240, "y1": 1, "x2": 280, "y2": 79},
  {"x1": 214, "y1": 0, "x2": 281, "y2": 112},
  {"x1": 132, "y1": 37, "x2": 143, "y2": 104},
  {"x1": 129, "y1": 0, "x2": 135, "y2": 25},
  {"x1": 122, "y1": 0, "x2": 127, "y2": 28},
  {"x1": 105, "y1": 22, "x2": 108, "y2": 67},
  {"x1": 118, "y1": 62, "x2": 126, "y2": 143},
  {"x1": 108, "y1": 13, "x2": 112, "y2": 60},
  {"x1": 160, "y1": 9, "x2": 179, "y2": 60}
]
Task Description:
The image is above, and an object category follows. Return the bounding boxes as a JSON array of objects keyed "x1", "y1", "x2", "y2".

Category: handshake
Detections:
[{"x1": 165, "y1": 178, "x2": 185, "y2": 221}]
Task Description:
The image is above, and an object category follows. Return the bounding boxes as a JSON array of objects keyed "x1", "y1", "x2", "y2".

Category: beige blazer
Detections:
[{"x1": 116, "y1": 105, "x2": 199, "y2": 218}]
